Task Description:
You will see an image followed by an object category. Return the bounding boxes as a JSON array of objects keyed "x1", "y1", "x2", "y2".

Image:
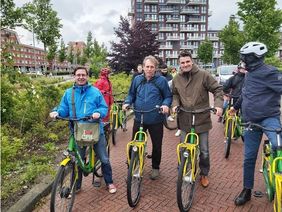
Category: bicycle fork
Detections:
[{"x1": 126, "y1": 131, "x2": 148, "y2": 176}]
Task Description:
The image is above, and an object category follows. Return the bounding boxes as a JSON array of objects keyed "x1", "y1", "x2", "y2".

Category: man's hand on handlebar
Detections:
[
  {"x1": 122, "y1": 103, "x2": 130, "y2": 111},
  {"x1": 49, "y1": 111, "x2": 59, "y2": 119},
  {"x1": 160, "y1": 105, "x2": 169, "y2": 114},
  {"x1": 214, "y1": 107, "x2": 223, "y2": 117},
  {"x1": 92, "y1": 112, "x2": 101, "y2": 119}
]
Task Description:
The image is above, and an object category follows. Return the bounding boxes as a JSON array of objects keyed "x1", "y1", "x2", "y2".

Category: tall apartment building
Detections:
[{"x1": 129, "y1": 0, "x2": 212, "y2": 67}]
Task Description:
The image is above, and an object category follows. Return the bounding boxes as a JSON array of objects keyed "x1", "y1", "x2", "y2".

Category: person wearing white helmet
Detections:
[{"x1": 230, "y1": 42, "x2": 282, "y2": 206}]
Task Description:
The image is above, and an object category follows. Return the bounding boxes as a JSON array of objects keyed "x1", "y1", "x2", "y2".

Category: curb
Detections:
[
  {"x1": 7, "y1": 176, "x2": 53, "y2": 212},
  {"x1": 7, "y1": 111, "x2": 135, "y2": 212}
]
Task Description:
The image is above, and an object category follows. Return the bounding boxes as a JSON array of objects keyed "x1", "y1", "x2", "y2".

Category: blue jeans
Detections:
[
  {"x1": 180, "y1": 131, "x2": 210, "y2": 176},
  {"x1": 243, "y1": 116, "x2": 282, "y2": 189},
  {"x1": 76, "y1": 134, "x2": 113, "y2": 189}
]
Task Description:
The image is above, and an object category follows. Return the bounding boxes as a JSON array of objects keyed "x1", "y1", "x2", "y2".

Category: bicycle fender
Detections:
[{"x1": 60, "y1": 157, "x2": 71, "y2": 166}]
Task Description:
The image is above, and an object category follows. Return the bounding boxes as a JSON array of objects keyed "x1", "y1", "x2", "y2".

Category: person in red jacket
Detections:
[{"x1": 94, "y1": 68, "x2": 113, "y2": 122}]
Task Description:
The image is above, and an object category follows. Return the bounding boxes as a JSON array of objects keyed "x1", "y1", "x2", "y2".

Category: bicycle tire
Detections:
[
  {"x1": 93, "y1": 158, "x2": 103, "y2": 178},
  {"x1": 262, "y1": 154, "x2": 275, "y2": 201},
  {"x1": 50, "y1": 162, "x2": 76, "y2": 212},
  {"x1": 274, "y1": 191, "x2": 281, "y2": 212},
  {"x1": 119, "y1": 110, "x2": 127, "y2": 132},
  {"x1": 177, "y1": 151, "x2": 195, "y2": 212},
  {"x1": 163, "y1": 111, "x2": 178, "y2": 130},
  {"x1": 112, "y1": 114, "x2": 117, "y2": 145},
  {"x1": 224, "y1": 122, "x2": 232, "y2": 159},
  {"x1": 127, "y1": 150, "x2": 142, "y2": 207}
]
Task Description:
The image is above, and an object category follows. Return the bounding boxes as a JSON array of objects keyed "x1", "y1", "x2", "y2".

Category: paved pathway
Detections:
[{"x1": 35, "y1": 114, "x2": 273, "y2": 212}]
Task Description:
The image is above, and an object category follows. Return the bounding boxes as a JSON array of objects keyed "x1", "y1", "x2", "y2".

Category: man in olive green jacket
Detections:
[{"x1": 172, "y1": 50, "x2": 223, "y2": 188}]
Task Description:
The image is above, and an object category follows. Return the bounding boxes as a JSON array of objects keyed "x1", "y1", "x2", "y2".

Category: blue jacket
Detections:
[
  {"x1": 234, "y1": 63, "x2": 282, "y2": 122},
  {"x1": 124, "y1": 74, "x2": 172, "y2": 124},
  {"x1": 56, "y1": 83, "x2": 108, "y2": 134}
]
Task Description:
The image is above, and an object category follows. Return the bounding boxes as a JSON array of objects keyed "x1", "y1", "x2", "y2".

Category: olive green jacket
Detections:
[{"x1": 172, "y1": 64, "x2": 223, "y2": 133}]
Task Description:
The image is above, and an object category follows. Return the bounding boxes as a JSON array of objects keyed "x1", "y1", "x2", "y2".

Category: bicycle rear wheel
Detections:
[
  {"x1": 50, "y1": 162, "x2": 76, "y2": 212},
  {"x1": 127, "y1": 150, "x2": 142, "y2": 207},
  {"x1": 224, "y1": 122, "x2": 232, "y2": 159},
  {"x1": 177, "y1": 151, "x2": 195, "y2": 212},
  {"x1": 274, "y1": 191, "x2": 282, "y2": 212},
  {"x1": 163, "y1": 110, "x2": 178, "y2": 130},
  {"x1": 119, "y1": 110, "x2": 127, "y2": 131},
  {"x1": 111, "y1": 114, "x2": 117, "y2": 145}
]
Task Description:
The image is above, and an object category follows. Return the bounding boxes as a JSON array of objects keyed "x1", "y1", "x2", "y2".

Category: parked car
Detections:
[{"x1": 216, "y1": 65, "x2": 237, "y2": 85}]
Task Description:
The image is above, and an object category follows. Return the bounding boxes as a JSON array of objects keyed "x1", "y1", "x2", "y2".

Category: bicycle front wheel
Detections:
[
  {"x1": 127, "y1": 150, "x2": 142, "y2": 207},
  {"x1": 50, "y1": 162, "x2": 76, "y2": 212},
  {"x1": 224, "y1": 122, "x2": 232, "y2": 159},
  {"x1": 177, "y1": 151, "x2": 195, "y2": 212},
  {"x1": 263, "y1": 158, "x2": 275, "y2": 201}
]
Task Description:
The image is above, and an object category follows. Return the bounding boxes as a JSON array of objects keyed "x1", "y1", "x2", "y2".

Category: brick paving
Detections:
[{"x1": 35, "y1": 114, "x2": 273, "y2": 212}]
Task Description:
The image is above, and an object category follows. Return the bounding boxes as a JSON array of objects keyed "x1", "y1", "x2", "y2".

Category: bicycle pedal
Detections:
[{"x1": 253, "y1": 191, "x2": 264, "y2": 198}]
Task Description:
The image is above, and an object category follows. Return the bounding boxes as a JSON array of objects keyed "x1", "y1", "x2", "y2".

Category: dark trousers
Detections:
[{"x1": 132, "y1": 120, "x2": 164, "y2": 169}]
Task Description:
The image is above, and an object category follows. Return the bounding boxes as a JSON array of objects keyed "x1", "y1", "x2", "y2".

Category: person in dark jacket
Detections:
[
  {"x1": 218, "y1": 62, "x2": 247, "y2": 122},
  {"x1": 231, "y1": 42, "x2": 282, "y2": 206},
  {"x1": 131, "y1": 64, "x2": 143, "y2": 81},
  {"x1": 123, "y1": 55, "x2": 172, "y2": 180},
  {"x1": 160, "y1": 64, "x2": 173, "y2": 82}
]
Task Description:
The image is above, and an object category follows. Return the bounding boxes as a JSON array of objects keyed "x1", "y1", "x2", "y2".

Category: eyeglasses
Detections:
[{"x1": 75, "y1": 74, "x2": 87, "y2": 77}]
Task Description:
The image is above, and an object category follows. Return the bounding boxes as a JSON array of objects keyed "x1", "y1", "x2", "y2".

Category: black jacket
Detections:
[
  {"x1": 223, "y1": 72, "x2": 245, "y2": 98},
  {"x1": 234, "y1": 63, "x2": 282, "y2": 122}
]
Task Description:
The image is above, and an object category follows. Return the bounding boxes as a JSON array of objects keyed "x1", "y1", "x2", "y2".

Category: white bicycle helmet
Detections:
[{"x1": 240, "y1": 42, "x2": 267, "y2": 57}]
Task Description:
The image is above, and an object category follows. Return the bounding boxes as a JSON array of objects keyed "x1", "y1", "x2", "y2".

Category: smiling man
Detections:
[{"x1": 172, "y1": 50, "x2": 223, "y2": 188}]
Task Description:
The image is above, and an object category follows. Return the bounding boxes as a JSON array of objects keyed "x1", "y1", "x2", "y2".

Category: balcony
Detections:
[
  {"x1": 188, "y1": 36, "x2": 205, "y2": 41},
  {"x1": 144, "y1": 17, "x2": 158, "y2": 23},
  {"x1": 180, "y1": 45, "x2": 197, "y2": 50},
  {"x1": 180, "y1": 9, "x2": 200, "y2": 14},
  {"x1": 187, "y1": 18, "x2": 205, "y2": 23},
  {"x1": 208, "y1": 36, "x2": 219, "y2": 41},
  {"x1": 166, "y1": 18, "x2": 180, "y2": 23},
  {"x1": 180, "y1": 27, "x2": 198, "y2": 32},
  {"x1": 188, "y1": 0, "x2": 207, "y2": 5},
  {"x1": 166, "y1": 54, "x2": 179, "y2": 59},
  {"x1": 167, "y1": 0, "x2": 182, "y2": 4},
  {"x1": 159, "y1": 45, "x2": 173, "y2": 50},
  {"x1": 144, "y1": 0, "x2": 158, "y2": 4},
  {"x1": 159, "y1": 8, "x2": 173, "y2": 14},
  {"x1": 166, "y1": 36, "x2": 180, "y2": 41},
  {"x1": 159, "y1": 27, "x2": 173, "y2": 32}
]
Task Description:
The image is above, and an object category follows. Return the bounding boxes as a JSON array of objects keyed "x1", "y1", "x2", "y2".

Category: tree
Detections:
[
  {"x1": 197, "y1": 39, "x2": 213, "y2": 65},
  {"x1": 58, "y1": 39, "x2": 66, "y2": 63},
  {"x1": 109, "y1": 16, "x2": 159, "y2": 73},
  {"x1": 237, "y1": 0, "x2": 282, "y2": 56},
  {"x1": 0, "y1": 0, "x2": 23, "y2": 29},
  {"x1": 218, "y1": 15, "x2": 245, "y2": 64},
  {"x1": 84, "y1": 31, "x2": 94, "y2": 59},
  {"x1": 90, "y1": 39, "x2": 108, "y2": 78},
  {"x1": 46, "y1": 43, "x2": 57, "y2": 69},
  {"x1": 22, "y1": 0, "x2": 62, "y2": 51},
  {"x1": 67, "y1": 46, "x2": 74, "y2": 64}
]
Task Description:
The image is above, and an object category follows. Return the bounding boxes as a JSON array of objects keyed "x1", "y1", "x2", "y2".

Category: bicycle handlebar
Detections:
[
  {"x1": 241, "y1": 122, "x2": 282, "y2": 133},
  {"x1": 126, "y1": 105, "x2": 161, "y2": 113},
  {"x1": 224, "y1": 94, "x2": 240, "y2": 99},
  {"x1": 176, "y1": 107, "x2": 216, "y2": 114},
  {"x1": 55, "y1": 116, "x2": 96, "y2": 122}
]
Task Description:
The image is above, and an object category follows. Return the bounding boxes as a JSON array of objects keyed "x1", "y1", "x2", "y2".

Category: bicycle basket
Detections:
[{"x1": 74, "y1": 122, "x2": 100, "y2": 145}]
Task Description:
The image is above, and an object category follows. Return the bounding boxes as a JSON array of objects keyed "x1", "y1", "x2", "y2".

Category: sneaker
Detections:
[
  {"x1": 150, "y1": 169, "x2": 160, "y2": 180},
  {"x1": 175, "y1": 129, "x2": 181, "y2": 137},
  {"x1": 108, "y1": 184, "x2": 117, "y2": 194},
  {"x1": 200, "y1": 176, "x2": 209, "y2": 188},
  {"x1": 167, "y1": 116, "x2": 174, "y2": 122}
]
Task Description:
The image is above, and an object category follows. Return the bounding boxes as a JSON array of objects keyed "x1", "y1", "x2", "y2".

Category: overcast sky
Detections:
[{"x1": 14, "y1": 0, "x2": 282, "y2": 49}]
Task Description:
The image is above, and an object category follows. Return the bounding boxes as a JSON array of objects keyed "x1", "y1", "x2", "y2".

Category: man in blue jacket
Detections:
[
  {"x1": 49, "y1": 66, "x2": 117, "y2": 194},
  {"x1": 123, "y1": 55, "x2": 172, "y2": 180},
  {"x1": 231, "y1": 42, "x2": 282, "y2": 206}
]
